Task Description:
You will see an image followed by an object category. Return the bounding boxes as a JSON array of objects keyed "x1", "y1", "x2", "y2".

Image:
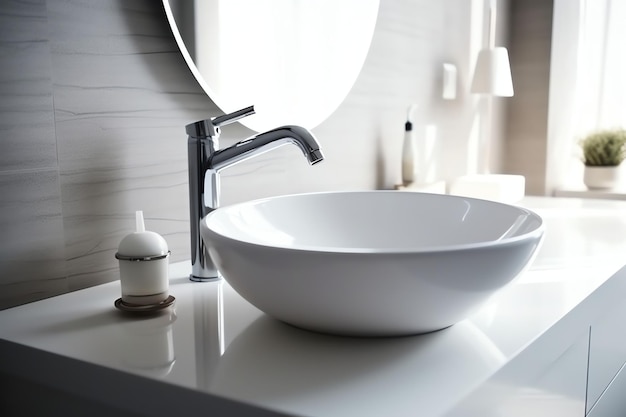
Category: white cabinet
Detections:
[
  {"x1": 587, "y1": 362, "x2": 626, "y2": 416},
  {"x1": 587, "y1": 301, "x2": 626, "y2": 414},
  {"x1": 444, "y1": 330, "x2": 589, "y2": 417},
  {"x1": 445, "y1": 265, "x2": 626, "y2": 417},
  {"x1": 491, "y1": 332, "x2": 590, "y2": 417},
  {"x1": 519, "y1": 331, "x2": 589, "y2": 417}
]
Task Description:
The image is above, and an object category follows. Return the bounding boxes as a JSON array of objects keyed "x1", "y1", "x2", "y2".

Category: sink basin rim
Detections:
[{"x1": 203, "y1": 190, "x2": 544, "y2": 255}]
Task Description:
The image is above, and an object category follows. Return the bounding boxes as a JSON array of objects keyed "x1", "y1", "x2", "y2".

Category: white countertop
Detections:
[{"x1": 2, "y1": 196, "x2": 626, "y2": 416}]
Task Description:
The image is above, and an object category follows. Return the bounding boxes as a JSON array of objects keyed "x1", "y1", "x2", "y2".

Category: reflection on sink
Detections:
[
  {"x1": 201, "y1": 191, "x2": 544, "y2": 336},
  {"x1": 208, "y1": 316, "x2": 505, "y2": 417}
]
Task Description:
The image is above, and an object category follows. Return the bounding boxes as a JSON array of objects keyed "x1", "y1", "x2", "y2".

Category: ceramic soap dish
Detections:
[{"x1": 114, "y1": 295, "x2": 175, "y2": 314}]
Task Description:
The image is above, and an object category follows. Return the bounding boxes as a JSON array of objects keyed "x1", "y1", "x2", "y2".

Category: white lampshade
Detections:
[{"x1": 470, "y1": 47, "x2": 514, "y2": 97}]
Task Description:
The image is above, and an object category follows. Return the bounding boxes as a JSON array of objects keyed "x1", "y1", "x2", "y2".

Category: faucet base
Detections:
[{"x1": 189, "y1": 274, "x2": 222, "y2": 282}]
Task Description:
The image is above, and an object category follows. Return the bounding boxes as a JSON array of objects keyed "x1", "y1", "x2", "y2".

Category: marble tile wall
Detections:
[
  {"x1": 0, "y1": 0, "x2": 532, "y2": 309},
  {"x1": 0, "y1": 0, "x2": 67, "y2": 307},
  {"x1": 47, "y1": 0, "x2": 215, "y2": 292},
  {"x1": 1, "y1": 0, "x2": 216, "y2": 308}
]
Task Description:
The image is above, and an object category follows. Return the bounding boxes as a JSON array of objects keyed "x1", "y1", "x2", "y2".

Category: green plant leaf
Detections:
[{"x1": 579, "y1": 129, "x2": 626, "y2": 166}]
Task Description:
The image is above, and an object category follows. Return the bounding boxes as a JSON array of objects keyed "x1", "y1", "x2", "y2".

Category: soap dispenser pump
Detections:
[{"x1": 402, "y1": 104, "x2": 417, "y2": 185}]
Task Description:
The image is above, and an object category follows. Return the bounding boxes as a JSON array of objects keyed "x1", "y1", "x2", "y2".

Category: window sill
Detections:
[{"x1": 554, "y1": 188, "x2": 626, "y2": 201}]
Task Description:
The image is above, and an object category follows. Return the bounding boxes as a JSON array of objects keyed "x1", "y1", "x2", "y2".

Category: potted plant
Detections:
[{"x1": 579, "y1": 129, "x2": 626, "y2": 190}]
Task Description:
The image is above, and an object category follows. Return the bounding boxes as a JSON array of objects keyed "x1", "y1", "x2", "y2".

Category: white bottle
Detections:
[
  {"x1": 116, "y1": 211, "x2": 170, "y2": 306},
  {"x1": 402, "y1": 105, "x2": 417, "y2": 185}
]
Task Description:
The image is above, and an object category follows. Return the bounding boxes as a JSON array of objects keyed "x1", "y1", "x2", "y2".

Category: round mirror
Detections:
[{"x1": 163, "y1": 0, "x2": 379, "y2": 132}]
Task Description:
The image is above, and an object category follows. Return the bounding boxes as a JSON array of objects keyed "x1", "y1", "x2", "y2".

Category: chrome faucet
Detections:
[{"x1": 186, "y1": 106, "x2": 324, "y2": 281}]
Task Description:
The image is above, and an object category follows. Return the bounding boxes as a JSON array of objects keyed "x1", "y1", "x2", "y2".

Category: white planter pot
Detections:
[{"x1": 583, "y1": 166, "x2": 622, "y2": 190}]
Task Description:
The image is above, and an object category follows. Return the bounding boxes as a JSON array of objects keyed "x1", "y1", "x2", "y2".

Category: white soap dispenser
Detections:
[
  {"x1": 115, "y1": 211, "x2": 173, "y2": 311},
  {"x1": 402, "y1": 105, "x2": 417, "y2": 185}
]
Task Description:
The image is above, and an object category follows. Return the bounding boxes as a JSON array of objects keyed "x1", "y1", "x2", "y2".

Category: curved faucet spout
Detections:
[
  {"x1": 186, "y1": 107, "x2": 324, "y2": 281},
  {"x1": 209, "y1": 125, "x2": 324, "y2": 171}
]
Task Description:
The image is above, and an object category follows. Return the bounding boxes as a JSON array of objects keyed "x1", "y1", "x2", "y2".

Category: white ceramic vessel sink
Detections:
[{"x1": 201, "y1": 191, "x2": 544, "y2": 336}]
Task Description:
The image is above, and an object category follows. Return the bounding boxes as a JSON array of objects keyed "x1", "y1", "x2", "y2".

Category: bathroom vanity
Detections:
[{"x1": 2, "y1": 196, "x2": 626, "y2": 416}]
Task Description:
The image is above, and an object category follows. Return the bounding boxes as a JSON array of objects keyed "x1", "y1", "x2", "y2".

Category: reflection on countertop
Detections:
[
  {"x1": 521, "y1": 196, "x2": 626, "y2": 270},
  {"x1": 208, "y1": 315, "x2": 504, "y2": 417}
]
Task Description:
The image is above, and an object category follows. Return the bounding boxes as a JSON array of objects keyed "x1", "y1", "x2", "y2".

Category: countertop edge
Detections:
[
  {"x1": 445, "y1": 264, "x2": 626, "y2": 415},
  {"x1": 0, "y1": 339, "x2": 293, "y2": 417}
]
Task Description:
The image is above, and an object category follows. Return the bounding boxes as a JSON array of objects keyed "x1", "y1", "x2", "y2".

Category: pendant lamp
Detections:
[{"x1": 470, "y1": 0, "x2": 514, "y2": 97}]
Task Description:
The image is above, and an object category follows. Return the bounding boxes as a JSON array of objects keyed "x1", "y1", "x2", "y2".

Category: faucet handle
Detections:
[
  {"x1": 212, "y1": 105, "x2": 256, "y2": 127},
  {"x1": 186, "y1": 106, "x2": 256, "y2": 139}
]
